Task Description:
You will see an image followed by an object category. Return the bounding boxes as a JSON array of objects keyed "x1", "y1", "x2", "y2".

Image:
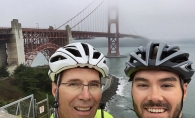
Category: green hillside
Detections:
[
  {"x1": 0, "y1": 77, "x2": 23, "y2": 104},
  {"x1": 0, "y1": 64, "x2": 53, "y2": 107}
]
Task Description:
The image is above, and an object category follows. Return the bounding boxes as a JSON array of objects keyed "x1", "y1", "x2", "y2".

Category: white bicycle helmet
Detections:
[
  {"x1": 48, "y1": 42, "x2": 109, "y2": 81},
  {"x1": 124, "y1": 41, "x2": 194, "y2": 83}
]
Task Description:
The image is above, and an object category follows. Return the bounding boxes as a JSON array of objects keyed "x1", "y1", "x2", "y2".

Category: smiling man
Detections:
[
  {"x1": 48, "y1": 42, "x2": 113, "y2": 118},
  {"x1": 124, "y1": 41, "x2": 194, "y2": 118}
]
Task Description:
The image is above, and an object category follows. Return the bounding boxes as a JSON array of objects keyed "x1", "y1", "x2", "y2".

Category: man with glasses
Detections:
[{"x1": 48, "y1": 42, "x2": 113, "y2": 118}]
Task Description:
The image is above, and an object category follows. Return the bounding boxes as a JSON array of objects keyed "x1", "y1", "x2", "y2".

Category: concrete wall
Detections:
[
  {"x1": 0, "y1": 42, "x2": 7, "y2": 66},
  {"x1": 7, "y1": 19, "x2": 25, "y2": 65}
]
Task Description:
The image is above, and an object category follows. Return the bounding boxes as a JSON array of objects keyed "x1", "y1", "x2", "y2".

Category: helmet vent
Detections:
[
  {"x1": 66, "y1": 48, "x2": 82, "y2": 57},
  {"x1": 133, "y1": 59, "x2": 137, "y2": 63},
  {"x1": 160, "y1": 46, "x2": 178, "y2": 60},
  {"x1": 170, "y1": 55, "x2": 188, "y2": 63},
  {"x1": 65, "y1": 45, "x2": 75, "y2": 48},
  {"x1": 187, "y1": 65, "x2": 192, "y2": 70},
  {"x1": 136, "y1": 52, "x2": 146, "y2": 61},
  {"x1": 81, "y1": 43, "x2": 89, "y2": 56},
  {"x1": 50, "y1": 55, "x2": 66, "y2": 62},
  {"x1": 150, "y1": 46, "x2": 158, "y2": 59},
  {"x1": 164, "y1": 50, "x2": 177, "y2": 58},
  {"x1": 93, "y1": 52, "x2": 101, "y2": 59},
  {"x1": 130, "y1": 57, "x2": 137, "y2": 64},
  {"x1": 138, "y1": 53, "x2": 142, "y2": 59}
]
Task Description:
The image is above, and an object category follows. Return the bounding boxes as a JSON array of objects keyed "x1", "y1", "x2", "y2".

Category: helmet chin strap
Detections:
[
  {"x1": 99, "y1": 102, "x2": 105, "y2": 118},
  {"x1": 179, "y1": 77, "x2": 184, "y2": 114},
  {"x1": 53, "y1": 73, "x2": 61, "y2": 118}
]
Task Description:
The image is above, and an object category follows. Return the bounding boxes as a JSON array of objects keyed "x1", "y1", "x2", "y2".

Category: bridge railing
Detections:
[
  {"x1": 0, "y1": 94, "x2": 52, "y2": 118},
  {"x1": 0, "y1": 94, "x2": 35, "y2": 118}
]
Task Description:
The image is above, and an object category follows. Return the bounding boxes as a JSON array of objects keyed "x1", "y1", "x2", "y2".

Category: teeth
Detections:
[
  {"x1": 147, "y1": 108, "x2": 165, "y2": 113},
  {"x1": 76, "y1": 107, "x2": 91, "y2": 111}
]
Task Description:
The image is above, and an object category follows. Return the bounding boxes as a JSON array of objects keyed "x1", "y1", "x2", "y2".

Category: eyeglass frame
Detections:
[{"x1": 60, "y1": 81, "x2": 102, "y2": 93}]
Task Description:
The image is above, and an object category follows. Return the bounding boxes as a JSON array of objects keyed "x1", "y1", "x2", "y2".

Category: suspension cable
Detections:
[
  {"x1": 56, "y1": 0, "x2": 96, "y2": 30},
  {"x1": 71, "y1": 0, "x2": 106, "y2": 29}
]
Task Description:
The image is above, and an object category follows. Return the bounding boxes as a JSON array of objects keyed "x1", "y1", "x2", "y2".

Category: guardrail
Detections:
[
  {"x1": 0, "y1": 94, "x2": 35, "y2": 118},
  {"x1": 0, "y1": 94, "x2": 52, "y2": 118}
]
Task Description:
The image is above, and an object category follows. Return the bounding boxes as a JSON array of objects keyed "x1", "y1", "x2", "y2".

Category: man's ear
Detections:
[
  {"x1": 183, "y1": 83, "x2": 188, "y2": 100},
  {"x1": 52, "y1": 82, "x2": 57, "y2": 97}
]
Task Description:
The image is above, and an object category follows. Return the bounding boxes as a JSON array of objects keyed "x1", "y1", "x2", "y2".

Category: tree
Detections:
[
  {"x1": 13, "y1": 66, "x2": 51, "y2": 93},
  {"x1": 14, "y1": 66, "x2": 38, "y2": 92},
  {"x1": 0, "y1": 65, "x2": 9, "y2": 78},
  {"x1": 35, "y1": 72, "x2": 51, "y2": 92},
  {"x1": 13, "y1": 64, "x2": 27, "y2": 75}
]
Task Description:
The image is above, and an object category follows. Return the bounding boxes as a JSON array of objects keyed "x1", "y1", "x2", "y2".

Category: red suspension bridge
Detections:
[{"x1": 0, "y1": 0, "x2": 145, "y2": 67}]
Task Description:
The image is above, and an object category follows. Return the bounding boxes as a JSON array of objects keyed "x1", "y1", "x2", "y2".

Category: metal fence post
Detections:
[{"x1": 46, "y1": 94, "x2": 50, "y2": 118}]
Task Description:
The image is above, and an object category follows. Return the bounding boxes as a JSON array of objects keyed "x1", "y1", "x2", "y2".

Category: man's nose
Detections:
[
  {"x1": 147, "y1": 87, "x2": 163, "y2": 102},
  {"x1": 78, "y1": 86, "x2": 91, "y2": 101}
]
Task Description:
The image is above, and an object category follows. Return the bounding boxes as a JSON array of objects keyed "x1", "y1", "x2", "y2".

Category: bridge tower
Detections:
[
  {"x1": 107, "y1": 0, "x2": 121, "y2": 57},
  {"x1": 7, "y1": 19, "x2": 25, "y2": 66}
]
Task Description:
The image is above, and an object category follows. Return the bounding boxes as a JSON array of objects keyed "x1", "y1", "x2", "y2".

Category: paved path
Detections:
[{"x1": 0, "y1": 109, "x2": 17, "y2": 118}]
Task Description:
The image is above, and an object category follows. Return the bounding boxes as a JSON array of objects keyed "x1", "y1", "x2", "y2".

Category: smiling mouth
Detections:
[
  {"x1": 146, "y1": 108, "x2": 166, "y2": 113},
  {"x1": 74, "y1": 107, "x2": 92, "y2": 112}
]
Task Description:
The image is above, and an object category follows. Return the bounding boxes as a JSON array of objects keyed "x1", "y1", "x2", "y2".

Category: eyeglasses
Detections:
[{"x1": 60, "y1": 82, "x2": 102, "y2": 94}]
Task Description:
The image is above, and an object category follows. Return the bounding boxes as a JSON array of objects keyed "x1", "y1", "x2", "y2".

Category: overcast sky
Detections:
[{"x1": 0, "y1": 0, "x2": 195, "y2": 40}]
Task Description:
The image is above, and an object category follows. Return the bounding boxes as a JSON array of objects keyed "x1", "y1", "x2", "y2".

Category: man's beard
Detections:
[{"x1": 132, "y1": 98, "x2": 183, "y2": 118}]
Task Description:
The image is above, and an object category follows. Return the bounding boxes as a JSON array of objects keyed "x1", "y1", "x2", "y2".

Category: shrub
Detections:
[{"x1": 0, "y1": 65, "x2": 9, "y2": 78}]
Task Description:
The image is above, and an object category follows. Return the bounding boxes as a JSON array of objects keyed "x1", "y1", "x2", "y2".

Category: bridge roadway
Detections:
[
  {"x1": 0, "y1": 28, "x2": 143, "y2": 40},
  {"x1": 0, "y1": 27, "x2": 144, "y2": 63}
]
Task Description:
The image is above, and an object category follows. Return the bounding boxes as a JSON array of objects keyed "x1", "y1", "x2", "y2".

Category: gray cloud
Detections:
[{"x1": 1, "y1": 0, "x2": 195, "y2": 40}]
